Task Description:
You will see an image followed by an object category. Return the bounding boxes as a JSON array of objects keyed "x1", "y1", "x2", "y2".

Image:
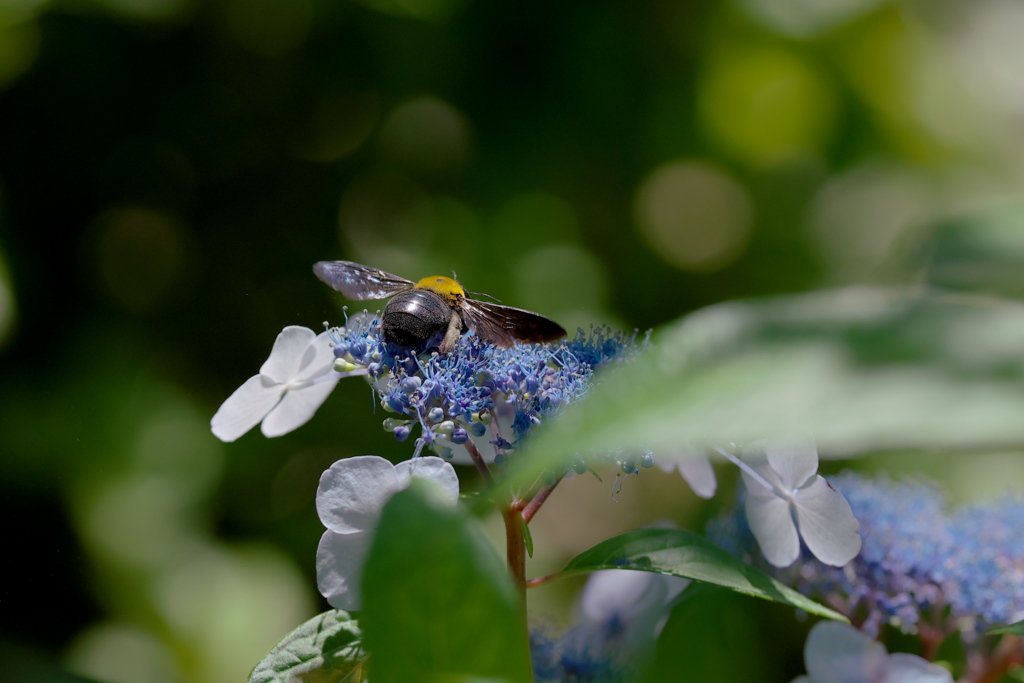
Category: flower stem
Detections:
[
  {"x1": 522, "y1": 474, "x2": 564, "y2": 524},
  {"x1": 502, "y1": 504, "x2": 527, "y2": 604},
  {"x1": 463, "y1": 437, "x2": 495, "y2": 486},
  {"x1": 712, "y1": 445, "x2": 784, "y2": 497}
]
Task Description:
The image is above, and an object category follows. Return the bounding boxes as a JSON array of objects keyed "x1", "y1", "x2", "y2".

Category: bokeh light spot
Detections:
[
  {"x1": 379, "y1": 96, "x2": 472, "y2": 175},
  {"x1": 808, "y1": 163, "x2": 932, "y2": 284},
  {"x1": 66, "y1": 623, "x2": 181, "y2": 683},
  {"x1": 225, "y1": 0, "x2": 313, "y2": 57},
  {"x1": 698, "y1": 47, "x2": 837, "y2": 166},
  {"x1": 493, "y1": 192, "x2": 579, "y2": 251},
  {"x1": 0, "y1": 18, "x2": 38, "y2": 91},
  {"x1": 293, "y1": 91, "x2": 381, "y2": 162},
  {"x1": 634, "y1": 160, "x2": 753, "y2": 273},
  {"x1": 736, "y1": 0, "x2": 886, "y2": 38},
  {"x1": 91, "y1": 206, "x2": 193, "y2": 312},
  {"x1": 513, "y1": 244, "x2": 609, "y2": 331}
]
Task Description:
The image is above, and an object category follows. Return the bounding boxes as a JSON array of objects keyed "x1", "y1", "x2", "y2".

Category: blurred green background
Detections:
[{"x1": 3, "y1": 0, "x2": 1024, "y2": 680}]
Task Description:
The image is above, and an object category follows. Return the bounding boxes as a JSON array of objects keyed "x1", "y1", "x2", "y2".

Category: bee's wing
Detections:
[
  {"x1": 313, "y1": 261, "x2": 413, "y2": 300},
  {"x1": 460, "y1": 298, "x2": 567, "y2": 347}
]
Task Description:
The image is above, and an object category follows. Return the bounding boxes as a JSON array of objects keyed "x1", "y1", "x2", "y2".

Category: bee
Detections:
[{"x1": 313, "y1": 260, "x2": 567, "y2": 353}]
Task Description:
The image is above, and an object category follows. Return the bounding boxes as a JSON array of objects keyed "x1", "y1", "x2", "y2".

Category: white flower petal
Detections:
[
  {"x1": 210, "y1": 375, "x2": 285, "y2": 442},
  {"x1": 580, "y1": 569, "x2": 662, "y2": 623},
  {"x1": 394, "y1": 457, "x2": 460, "y2": 505},
  {"x1": 316, "y1": 455, "x2": 401, "y2": 534},
  {"x1": 296, "y1": 331, "x2": 339, "y2": 382},
  {"x1": 745, "y1": 489, "x2": 801, "y2": 567},
  {"x1": 259, "y1": 326, "x2": 317, "y2": 382},
  {"x1": 804, "y1": 622, "x2": 887, "y2": 683},
  {"x1": 878, "y1": 654, "x2": 954, "y2": 683},
  {"x1": 793, "y1": 476, "x2": 862, "y2": 567},
  {"x1": 676, "y1": 452, "x2": 717, "y2": 499},
  {"x1": 741, "y1": 439, "x2": 788, "y2": 493},
  {"x1": 765, "y1": 435, "x2": 820, "y2": 491},
  {"x1": 260, "y1": 374, "x2": 340, "y2": 438},
  {"x1": 316, "y1": 529, "x2": 372, "y2": 611}
]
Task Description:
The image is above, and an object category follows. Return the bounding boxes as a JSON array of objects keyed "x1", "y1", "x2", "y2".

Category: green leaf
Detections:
[
  {"x1": 503, "y1": 288, "x2": 1024, "y2": 490},
  {"x1": 523, "y1": 520, "x2": 534, "y2": 558},
  {"x1": 987, "y1": 619, "x2": 1024, "y2": 636},
  {"x1": 361, "y1": 481, "x2": 532, "y2": 683},
  {"x1": 559, "y1": 528, "x2": 847, "y2": 622},
  {"x1": 248, "y1": 609, "x2": 366, "y2": 683}
]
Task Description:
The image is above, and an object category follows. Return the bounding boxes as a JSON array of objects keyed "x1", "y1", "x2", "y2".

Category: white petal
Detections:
[
  {"x1": 741, "y1": 440, "x2": 788, "y2": 494},
  {"x1": 259, "y1": 326, "x2": 317, "y2": 382},
  {"x1": 316, "y1": 456, "x2": 401, "y2": 534},
  {"x1": 580, "y1": 569, "x2": 662, "y2": 623},
  {"x1": 210, "y1": 375, "x2": 285, "y2": 442},
  {"x1": 765, "y1": 435, "x2": 819, "y2": 491},
  {"x1": 316, "y1": 529, "x2": 372, "y2": 611},
  {"x1": 745, "y1": 490, "x2": 800, "y2": 567},
  {"x1": 793, "y1": 476, "x2": 862, "y2": 567},
  {"x1": 804, "y1": 622, "x2": 887, "y2": 683},
  {"x1": 878, "y1": 654, "x2": 954, "y2": 683},
  {"x1": 296, "y1": 330, "x2": 339, "y2": 382},
  {"x1": 260, "y1": 374, "x2": 340, "y2": 438},
  {"x1": 394, "y1": 457, "x2": 460, "y2": 505},
  {"x1": 677, "y1": 453, "x2": 717, "y2": 499}
]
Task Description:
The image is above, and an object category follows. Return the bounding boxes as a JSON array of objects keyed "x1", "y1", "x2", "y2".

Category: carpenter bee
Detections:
[{"x1": 313, "y1": 260, "x2": 566, "y2": 353}]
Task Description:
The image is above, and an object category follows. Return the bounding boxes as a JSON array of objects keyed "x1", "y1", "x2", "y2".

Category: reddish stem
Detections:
[
  {"x1": 502, "y1": 505, "x2": 527, "y2": 604},
  {"x1": 968, "y1": 636, "x2": 1023, "y2": 683},
  {"x1": 462, "y1": 437, "x2": 494, "y2": 486},
  {"x1": 522, "y1": 474, "x2": 564, "y2": 524}
]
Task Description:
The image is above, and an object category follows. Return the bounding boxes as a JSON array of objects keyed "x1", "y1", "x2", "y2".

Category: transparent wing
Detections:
[
  {"x1": 460, "y1": 298, "x2": 566, "y2": 347},
  {"x1": 313, "y1": 261, "x2": 413, "y2": 300}
]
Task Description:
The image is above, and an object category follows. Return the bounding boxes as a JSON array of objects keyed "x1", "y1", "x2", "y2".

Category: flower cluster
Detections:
[
  {"x1": 711, "y1": 472, "x2": 1024, "y2": 637},
  {"x1": 330, "y1": 312, "x2": 647, "y2": 464}
]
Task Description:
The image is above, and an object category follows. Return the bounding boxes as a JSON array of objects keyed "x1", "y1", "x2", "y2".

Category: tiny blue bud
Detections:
[
  {"x1": 572, "y1": 454, "x2": 587, "y2": 475},
  {"x1": 427, "y1": 407, "x2": 444, "y2": 422},
  {"x1": 435, "y1": 420, "x2": 455, "y2": 435},
  {"x1": 451, "y1": 427, "x2": 468, "y2": 444},
  {"x1": 393, "y1": 425, "x2": 411, "y2": 442},
  {"x1": 640, "y1": 452, "x2": 655, "y2": 468},
  {"x1": 469, "y1": 421, "x2": 487, "y2": 437},
  {"x1": 401, "y1": 376, "x2": 422, "y2": 393}
]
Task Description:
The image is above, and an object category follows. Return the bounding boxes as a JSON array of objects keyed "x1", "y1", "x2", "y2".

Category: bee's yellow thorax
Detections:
[{"x1": 414, "y1": 275, "x2": 465, "y2": 304}]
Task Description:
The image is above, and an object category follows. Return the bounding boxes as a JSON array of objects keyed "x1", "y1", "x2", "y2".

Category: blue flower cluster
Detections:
[
  {"x1": 710, "y1": 472, "x2": 1024, "y2": 637},
  {"x1": 327, "y1": 310, "x2": 646, "y2": 463},
  {"x1": 530, "y1": 624, "x2": 634, "y2": 683}
]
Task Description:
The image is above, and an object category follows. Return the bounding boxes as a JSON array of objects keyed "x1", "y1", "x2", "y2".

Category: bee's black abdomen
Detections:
[{"x1": 381, "y1": 290, "x2": 452, "y2": 347}]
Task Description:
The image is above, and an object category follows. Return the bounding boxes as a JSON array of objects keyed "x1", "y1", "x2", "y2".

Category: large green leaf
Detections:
[
  {"x1": 360, "y1": 481, "x2": 532, "y2": 683},
  {"x1": 505, "y1": 287, "x2": 1024, "y2": 489},
  {"x1": 560, "y1": 528, "x2": 847, "y2": 622},
  {"x1": 248, "y1": 609, "x2": 366, "y2": 683}
]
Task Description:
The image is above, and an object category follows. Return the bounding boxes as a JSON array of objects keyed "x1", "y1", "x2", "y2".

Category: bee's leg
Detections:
[{"x1": 439, "y1": 312, "x2": 463, "y2": 354}]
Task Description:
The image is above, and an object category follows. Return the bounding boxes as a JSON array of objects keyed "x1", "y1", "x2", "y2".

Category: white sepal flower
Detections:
[
  {"x1": 657, "y1": 444, "x2": 717, "y2": 499},
  {"x1": 793, "y1": 621, "x2": 953, "y2": 683},
  {"x1": 741, "y1": 437, "x2": 861, "y2": 568},
  {"x1": 211, "y1": 326, "x2": 339, "y2": 442},
  {"x1": 316, "y1": 455, "x2": 459, "y2": 611}
]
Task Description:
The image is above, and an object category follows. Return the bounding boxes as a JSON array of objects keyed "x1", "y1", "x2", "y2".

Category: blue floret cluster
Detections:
[
  {"x1": 327, "y1": 310, "x2": 646, "y2": 462},
  {"x1": 710, "y1": 472, "x2": 1024, "y2": 637}
]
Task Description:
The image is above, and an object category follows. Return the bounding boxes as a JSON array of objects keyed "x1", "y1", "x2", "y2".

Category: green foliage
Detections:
[
  {"x1": 361, "y1": 482, "x2": 532, "y2": 683},
  {"x1": 987, "y1": 620, "x2": 1024, "y2": 637},
  {"x1": 640, "y1": 587, "x2": 772, "y2": 682},
  {"x1": 248, "y1": 610, "x2": 366, "y2": 683},
  {"x1": 560, "y1": 528, "x2": 846, "y2": 622},
  {"x1": 506, "y1": 287, "x2": 1024, "y2": 492}
]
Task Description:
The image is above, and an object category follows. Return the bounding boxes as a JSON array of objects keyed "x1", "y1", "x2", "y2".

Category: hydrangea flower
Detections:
[
  {"x1": 793, "y1": 621, "x2": 953, "y2": 683},
  {"x1": 211, "y1": 326, "x2": 343, "y2": 441},
  {"x1": 658, "y1": 445, "x2": 717, "y2": 499},
  {"x1": 316, "y1": 455, "x2": 459, "y2": 611},
  {"x1": 711, "y1": 472, "x2": 1024, "y2": 638},
  {"x1": 739, "y1": 437, "x2": 861, "y2": 568},
  {"x1": 531, "y1": 564, "x2": 687, "y2": 682}
]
